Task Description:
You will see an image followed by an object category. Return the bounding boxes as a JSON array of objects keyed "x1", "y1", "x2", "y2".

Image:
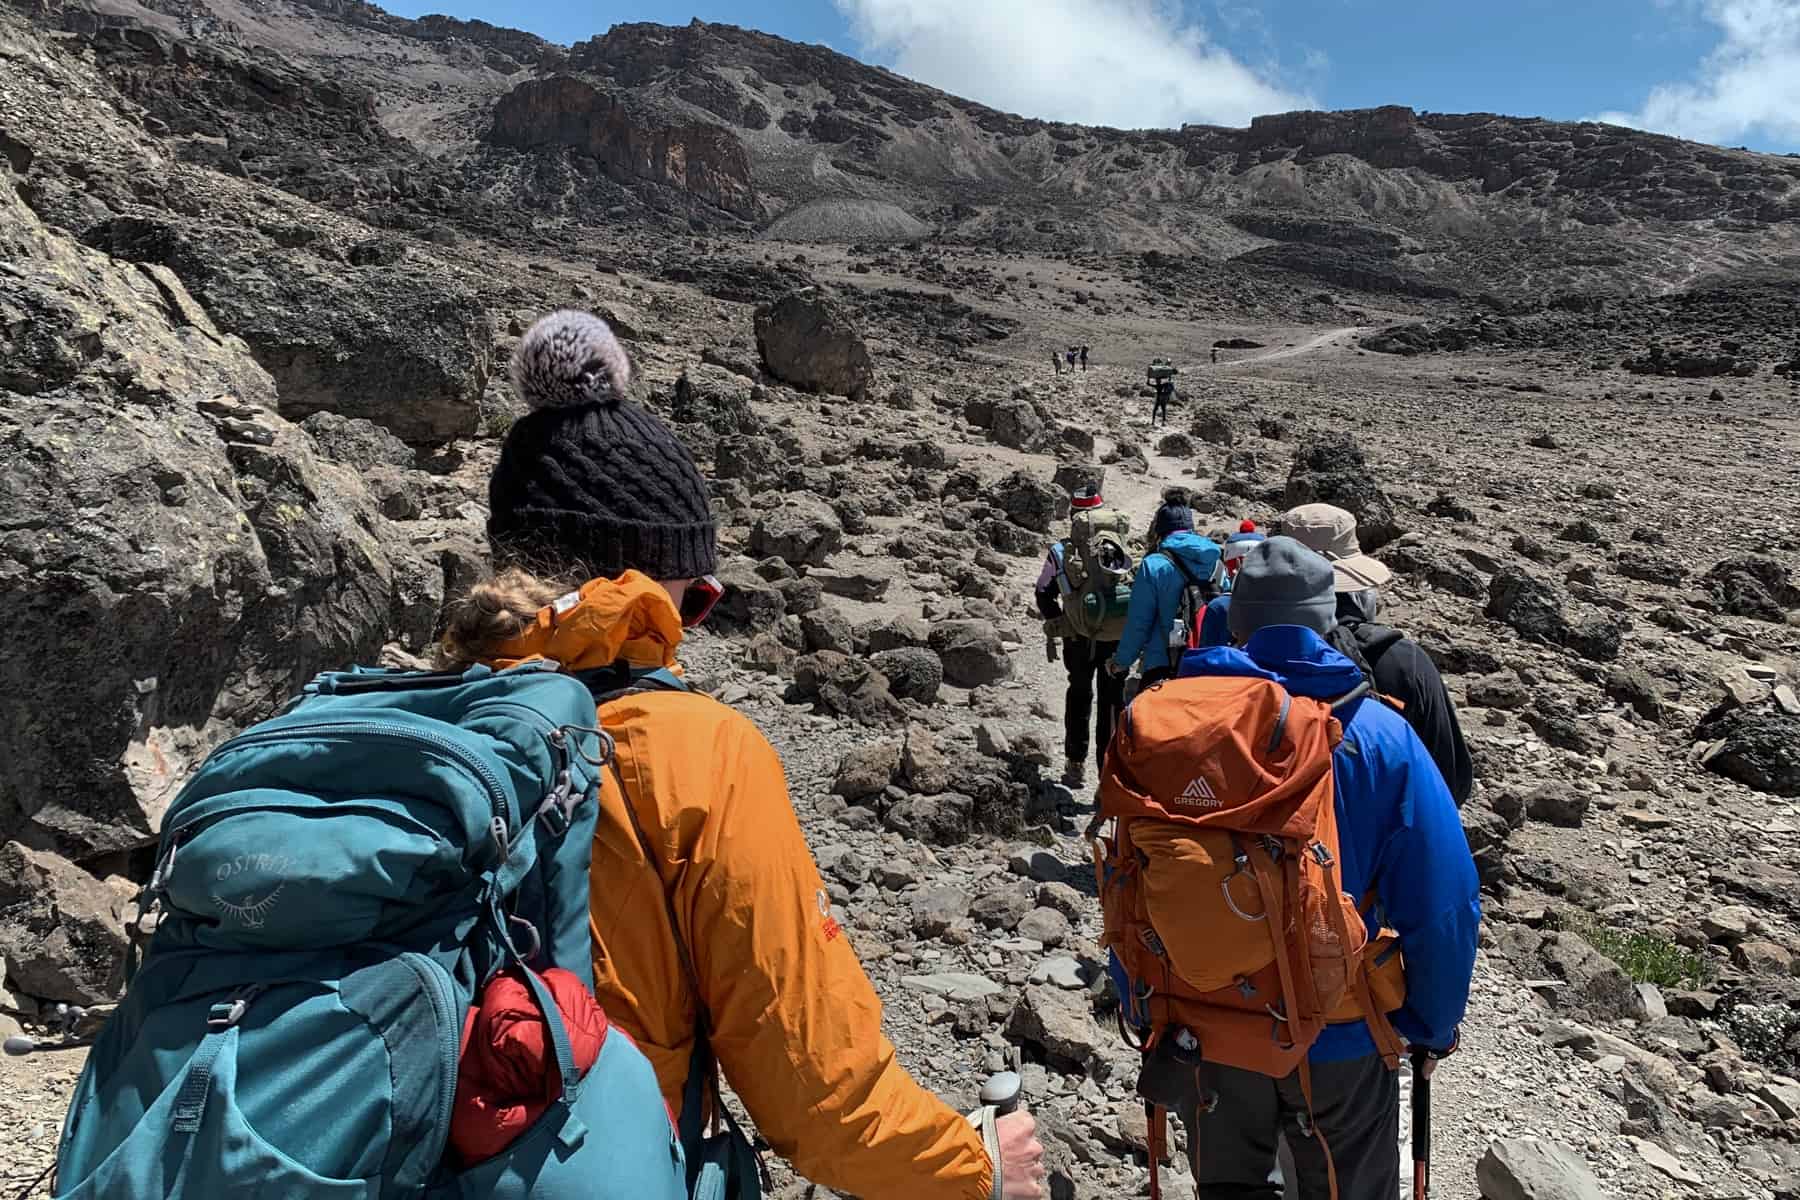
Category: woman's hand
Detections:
[{"x1": 996, "y1": 1111, "x2": 1047, "y2": 1199}]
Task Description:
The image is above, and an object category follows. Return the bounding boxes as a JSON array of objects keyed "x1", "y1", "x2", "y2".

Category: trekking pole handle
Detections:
[{"x1": 981, "y1": 1070, "x2": 1023, "y2": 1117}]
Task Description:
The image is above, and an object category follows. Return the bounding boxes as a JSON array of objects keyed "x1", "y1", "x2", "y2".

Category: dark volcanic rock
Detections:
[
  {"x1": 1283, "y1": 433, "x2": 1404, "y2": 550},
  {"x1": 1699, "y1": 704, "x2": 1800, "y2": 797},
  {"x1": 753, "y1": 290, "x2": 874, "y2": 399},
  {"x1": 1, "y1": 179, "x2": 414, "y2": 857},
  {"x1": 1701, "y1": 556, "x2": 1800, "y2": 623},
  {"x1": 83, "y1": 216, "x2": 493, "y2": 444}
]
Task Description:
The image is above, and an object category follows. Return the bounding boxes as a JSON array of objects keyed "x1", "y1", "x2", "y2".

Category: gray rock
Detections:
[
  {"x1": 1, "y1": 179, "x2": 413, "y2": 856},
  {"x1": 910, "y1": 885, "x2": 971, "y2": 938},
  {"x1": 1633, "y1": 982, "x2": 1669, "y2": 1022},
  {"x1": 901, "y1": 972, "x2": 1004, "y2": 1003},
  {"x1": 1017, "y1": 906, "x2": 1071, "y2": 948},
  {"x1": 873, "y1": 648, "x2": 943, "y2": 705},
  {"x1": 1188, "y1": 405, "x2": 1234, "y2": 447},
  {"x1": 753, "y1": 289, "x2": 873, "y2": 399},
  {"x1": 1540, "y1": 932, "x2": 1636, "y2": 1021},
  {"x1": 750, "y1": 498, "x2": 844, "y2": 568},
  {"x1": 86, "y1": 216, "x2": 493, "y2": 444},
  {"x1": 813, "y1": 843, "x2": 868, "y2": 887},
  {"x1": 300, "y1": 411, "x2": 416, "y2": 471},
  {"x1": 1476, "y1": 1138, "x2": 1607, "y2": 1200},
  {"x1": 995, "y1": 469, "x2": 1065, "y2": 534},
  {"x1": 929, "y1": 621, "x2": 1014, "y2": 688},
  {"x1": 831, "y1": 739, "x2": 902, "y2": 801},
  {"x1": 1701, "y1": 904, "x2": 1757, "y2": 945},
  {"x1": 1696, "y1": 703, "x2": 1800, "y2": 797},
  {"x1": 800, "y1": 608, "x2": 856, "y2": 655},
  {"x1": 862, "y1": 615, "x2": 932, "y2": 653},
  {"x1": 883, "y1": 793, "x2": 975, "y2": 845},
  {"x1": 1283, "y1": 433, "x2": 1403, "y2": 549},
  {"x1": 0, "y1": 842, "x2": 128, "y2": 1005},
  {"x1": 1035, "y1": 882, "x2": 1086, "y2": 921},
  {"x1": 1011, "y1": 850, "x2": 1071, "y2": 884},
  {"x1": 1005, "y1": 984, "x2": 1105, "y2": 1073},
  {"x1": 901, "y1": 727, "x2": 953, "y2": 794},
  {"x1": 1030, "y1": 956, "x2": 1089, "y2": 990},
  {"x1": 971, "y1": 888, "x2": 1034, "y2": 930},
  {"x1": 1526, "y1": 783, "x2": 1590, "y2": 828},
  {"x1": 991, "y1": 399, "x2": 1046, "y2": 452}
]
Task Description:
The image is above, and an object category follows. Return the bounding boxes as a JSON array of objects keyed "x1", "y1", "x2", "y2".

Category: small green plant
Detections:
[{"x1": 1550, "y1": 912, "x2": 1714, "y2": 990}]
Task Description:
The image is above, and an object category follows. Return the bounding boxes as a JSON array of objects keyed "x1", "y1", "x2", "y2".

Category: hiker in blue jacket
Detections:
[
  {"x1": 1107, "y1": 493, "x2": 1224, "y2": 687},
  {"x1": 1175, "y1": 537, "x2": 1480, "y2": 1200}
]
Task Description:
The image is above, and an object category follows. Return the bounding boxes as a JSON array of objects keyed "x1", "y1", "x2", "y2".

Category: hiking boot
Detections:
[{"x1": 1062, "y1": 759, "x2": 1086, "y2": 788}]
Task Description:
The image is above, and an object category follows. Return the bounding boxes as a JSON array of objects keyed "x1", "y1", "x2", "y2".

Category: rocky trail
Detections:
[{"x1": 4, "y1": 1, "x2": 1800, "y2": 1199}]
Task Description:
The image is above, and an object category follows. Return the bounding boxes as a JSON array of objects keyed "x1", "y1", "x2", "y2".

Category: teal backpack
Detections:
[{"x1": 52, "y1": 660, "x2": 689, "y2": 1200}]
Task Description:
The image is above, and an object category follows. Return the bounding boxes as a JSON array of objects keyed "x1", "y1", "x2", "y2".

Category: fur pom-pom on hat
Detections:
[{"x1": 511, "y1": 310, "x2": 632, "y2": 410}]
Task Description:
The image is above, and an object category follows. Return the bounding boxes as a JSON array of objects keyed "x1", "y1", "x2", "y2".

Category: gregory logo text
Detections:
[{"x1": 1175, "y1": 776, "x2": 1222, "y2": 807}]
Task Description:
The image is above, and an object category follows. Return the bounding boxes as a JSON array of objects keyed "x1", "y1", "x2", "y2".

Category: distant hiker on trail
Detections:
[
  {"x1": 1281, "y1": 503, "x2": 1473, "y2": 806},
  {"x1": 445, "y1": 312, "x2": 1047, "y2": 1200},
  {"x1": 1099, "y1": 537, "x2": 1479, "y2": 1200},
  {"x1": 1109, "y1": 490, "x2": 1223, "y2": 688},
  {"x1": 1079, "y1": 345, "x2": 1089, "y2": 372},
  {"x1": 1050, "y1": 348, "x2": 1062, "y2": 375},
  {"x1": 1211, "y1": 346, "x2": 1219, "y2": 364},
  {"x1": 1036, "y1": 487, "x2": 1136, "y2": 788},
  {"x1": 1066, "y1": 347, "x2": 1079, "y2": 372},
  {"x1": 1198, "y1": 519, "x2": 1265, "y2": 648},
  {"x1": 1146, "y1": 357, "x2": 1178, "y2": 426}
]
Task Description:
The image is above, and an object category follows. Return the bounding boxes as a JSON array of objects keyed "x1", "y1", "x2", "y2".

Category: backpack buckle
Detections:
[
  {"x1": 207, "y1": 986, "x2": 264, "y2": 1031},
  {"x1": 534, "y1": 770, "x2": 577, "y2": 837}
]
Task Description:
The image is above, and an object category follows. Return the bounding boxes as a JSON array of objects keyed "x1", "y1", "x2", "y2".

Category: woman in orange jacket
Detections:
[{"x1": 441, "y1": 311, "x2": 1046, "y2": 1200}]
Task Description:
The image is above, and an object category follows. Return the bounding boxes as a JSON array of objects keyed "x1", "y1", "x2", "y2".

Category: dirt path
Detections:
[{"x1": 1223, "y1": 326, "x2": 1367, "y2": 366}]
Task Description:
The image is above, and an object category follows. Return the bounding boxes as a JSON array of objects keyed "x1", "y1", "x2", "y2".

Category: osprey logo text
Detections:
[{"x1": 1176, "y1": 776, "x2": 1223, "y2": 807}]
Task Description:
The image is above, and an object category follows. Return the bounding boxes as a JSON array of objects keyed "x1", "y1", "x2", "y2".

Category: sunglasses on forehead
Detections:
[{"x1": 680, "y1": 574, "x2": 725, "y2": 628}]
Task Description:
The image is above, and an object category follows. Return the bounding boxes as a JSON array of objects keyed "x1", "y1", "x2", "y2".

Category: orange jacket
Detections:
[{"x1": 492, "y1": 573, "x2": 993, "y2": 1200}]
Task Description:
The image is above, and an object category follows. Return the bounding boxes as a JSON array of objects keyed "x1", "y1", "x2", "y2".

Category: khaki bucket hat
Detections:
[{"x1": 1279, "y1": 503, "x2": 1392, "y2": 591}]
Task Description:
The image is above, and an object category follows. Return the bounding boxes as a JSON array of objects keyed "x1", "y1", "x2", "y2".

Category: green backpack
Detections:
[{"x1": 1048, "y1": 507, "x2": 1138, "y2": 643}]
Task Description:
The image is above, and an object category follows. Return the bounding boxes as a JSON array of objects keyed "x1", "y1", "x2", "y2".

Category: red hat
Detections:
[{"x1": 1070, "y1": 486, "x2": 1105, "y2": 510}]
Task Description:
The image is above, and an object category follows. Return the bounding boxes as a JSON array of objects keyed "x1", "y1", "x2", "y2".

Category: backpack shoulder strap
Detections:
[{"x1": 578, "y1": 663, "x2": 691, "y2": 706}]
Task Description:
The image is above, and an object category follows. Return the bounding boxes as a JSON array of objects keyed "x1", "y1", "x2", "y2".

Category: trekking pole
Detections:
[{"x1": 1411, "y1": 1048, "x2": 1431, "y2": 1200}]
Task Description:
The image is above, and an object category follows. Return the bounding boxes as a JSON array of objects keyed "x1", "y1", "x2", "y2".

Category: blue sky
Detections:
[{"x1": 385, "y1": 0, "x2": 1800, "y2": 152}]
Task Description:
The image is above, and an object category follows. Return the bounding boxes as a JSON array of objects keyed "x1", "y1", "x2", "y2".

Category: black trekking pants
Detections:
[
  {"x1": 1152, "y1": 393, "x2": 1169, "y2": 425},
  {"x1": 1062, "y1": 638, "x2": 1125, "y2": 771},
  {"x1": 1176, "y1": 1055, "x2": 1399, "y2": 1200}
]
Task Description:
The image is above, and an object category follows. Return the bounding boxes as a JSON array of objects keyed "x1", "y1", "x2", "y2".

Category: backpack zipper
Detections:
[
  {"x1": 203, "y1": 719, "x2": 517, "y2": 831},
  {"x1": 397, "y1": 952, "x2": 460, "y2": 1169}
]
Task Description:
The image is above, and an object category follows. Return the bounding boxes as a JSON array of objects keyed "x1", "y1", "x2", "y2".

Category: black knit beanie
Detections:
[{"x1": 487, "y1": 311, "x2": 717, "y2": 580}]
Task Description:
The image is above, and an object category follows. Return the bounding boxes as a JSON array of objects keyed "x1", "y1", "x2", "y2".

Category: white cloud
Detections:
[
  {"x1": 1593, "y1": 0, "x2": 1800, "y2": 147},
  {"x1": 832, "y1": 0, "x2": 1310, "y2": 130}
]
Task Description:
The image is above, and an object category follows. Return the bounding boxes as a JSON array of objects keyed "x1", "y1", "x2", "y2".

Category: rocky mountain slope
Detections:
[{"x1": 3, "y1": 1, "x2": 1800, "y2": 1198}]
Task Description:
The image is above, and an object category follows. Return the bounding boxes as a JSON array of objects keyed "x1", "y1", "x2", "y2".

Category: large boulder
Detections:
[
  {"x1": 753, "y1": 290, "x2": 873, "y2": 399},
  {"x1": 0, "y1": 173, "x2": 414, "y2": 858},
  {"x1": 995, "y1": 470, "x2": 1066, "y2": 534},
  {"x1": 1698, "y1": 703, "x2": 1800, "y2": 797},
  {"x1": 929, "y1": 621, "x2": 1014, "y2": 688},
  {"x1": 871, "y1": 647, "x2": 943, "y2": 704},
  {"x1": 0, "y1": 842, "x2": 129, "y2": 1005},
  {"x1": 1283, "y1": 433, "x2": 1404, "y2": 550},
  {"x1": 749, "y1": 498, "x2": 844, "y2": 568},
  {"x1": 1486, "y1": 570, "x2": 1626, "y2": 662},
  {"x1": 991, "y1": 398, "x2": 1046, "y2": 452},
  {"x1": 1477, "y1": 1139, "x2": 1607, "y2": 1200},
  {"x1": 83, "y1": 215, "x2": 493, "y2": 444},
  {"x1": 1701, "y1": 556, "x2": 1800, "y2": 623}
]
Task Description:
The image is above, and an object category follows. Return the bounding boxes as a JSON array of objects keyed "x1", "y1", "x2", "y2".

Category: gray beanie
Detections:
[{"x1": 1227, "y1": 536, "x2": 1338, "y2": 641}]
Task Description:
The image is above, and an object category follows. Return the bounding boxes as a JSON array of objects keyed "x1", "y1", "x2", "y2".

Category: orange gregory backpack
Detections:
[{"x1": 1091, "y1": 673, "x2": 1407, "y2": 1198}]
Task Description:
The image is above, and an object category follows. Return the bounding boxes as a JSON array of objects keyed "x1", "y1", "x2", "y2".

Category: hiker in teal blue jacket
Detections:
[
  {"x1": 1174, "y1": 537, "x2": 1480, "y2": 1200},
  {"x1": 1109, "y1": 495, "x2": 1224, "y2": 687}
]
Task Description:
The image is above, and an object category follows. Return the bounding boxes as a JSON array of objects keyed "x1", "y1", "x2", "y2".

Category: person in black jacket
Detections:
[{"x1": 1281, "y1": 504, "x2": 1475, "y2": 806}]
